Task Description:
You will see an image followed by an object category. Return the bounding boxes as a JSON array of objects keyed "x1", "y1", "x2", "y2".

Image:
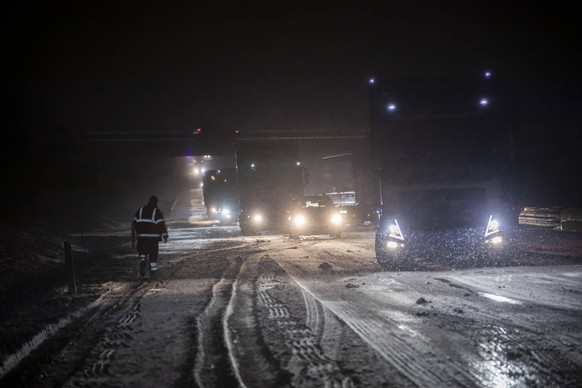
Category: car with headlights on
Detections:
[{"x1": 286, "y1": 195, "x2": 345, "y2": 239}]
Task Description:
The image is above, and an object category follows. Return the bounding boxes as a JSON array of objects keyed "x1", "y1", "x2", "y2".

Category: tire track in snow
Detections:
[
  {"x1": 258, "y1": 256, "x2": 354, "y2": 387},
  {"x1": 194, "y1": 257, "x2": 242, "y2": 388},
  {"x1": 0, "y1": 289, "x2": 111, "y2": 381},
  {"x1": 0, "y1": 281, "x2": 147, "y2": 386},
  {"x1": 394, "y1": 273, "x2": 582, "y2": 386},
  {"x1": 65, "y1": 288, "x2": 151, "y2": 386},
  {"x1": 272, "y1": 253, "x2": 479, "y2": 387},
  {"x1": 223, "y1": 254, "x2": 289, "y2": 388}
]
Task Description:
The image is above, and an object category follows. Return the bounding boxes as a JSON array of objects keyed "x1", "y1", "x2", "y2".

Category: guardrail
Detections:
[
  {"x1": 519, "y1": 207, "x2": 562, "y2": 228},
  {"x1": 519, "y1": 207, "x2": 582, "y2": 231}
]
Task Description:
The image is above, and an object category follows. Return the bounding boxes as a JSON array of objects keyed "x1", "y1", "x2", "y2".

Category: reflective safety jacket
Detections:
[{"x1": 134, "y1": 204, "x2": 169, "y2": 240}]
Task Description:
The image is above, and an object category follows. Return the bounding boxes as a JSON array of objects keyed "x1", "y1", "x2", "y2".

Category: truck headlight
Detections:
[
  {"x1": 294, "y1": 214, "x2": 306, "y2": 226},
  {"x1": 386, "y1": 241, "x2": 406, "y2": 249},
  {"x1": 222, "y1": 208, "x2": 231, "y2": 215},
  {"x1": 388, "y1": 219, "x2": 405, "y2": 241},
  {"x1": 331, "y1": 213, "x2": 342, "y2": 224},
  {"x1": 489, "y1": 235, "x2": 503, "y2": 244},
  {"x1": 484, "y1": 215, "x2": 500, "y2": 237},
  {"x1": 253, "y1": 214, "x2": 263, "y2": 224}
]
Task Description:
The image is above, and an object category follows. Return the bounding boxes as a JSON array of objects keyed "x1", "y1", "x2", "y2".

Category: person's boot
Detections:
[{"x1": 139, "y1": 255, "x2": 147, "y2": 277}]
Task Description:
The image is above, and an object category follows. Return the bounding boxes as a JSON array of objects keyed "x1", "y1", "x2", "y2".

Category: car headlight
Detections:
[
  {"x1": 253, "y1": 214, "x2": 263, "y2": 224},
  {"x1": 222, "y1": 208, "x2": 231, "y2": 215},
  {"x1": 388, "y1": 219, "x2": 405, "y2": 241},
  {"x1": 484, "y1": 215, "x2": 500, "y2": 237},
  {"x1": 294, "y1": 214, "x2": 306, "y2": 226},
  {"x1": 210, "y1": 207, "x2": 217, "y2": 214},
  {"x1": 331, "y1": 213, "x2": 342, "y2": 224}
]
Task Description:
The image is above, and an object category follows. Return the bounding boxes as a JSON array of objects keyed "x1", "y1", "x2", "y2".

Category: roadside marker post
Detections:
[{"x1": 63, "y1": 241, "x2": 77, "y2": 296}]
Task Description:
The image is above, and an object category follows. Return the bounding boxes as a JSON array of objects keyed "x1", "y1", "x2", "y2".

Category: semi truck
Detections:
[
  {"x1": 236, "y1": 140, "x2": 308, "y2": 235},
  {"x1": 202, "y1": 168, "x2": 239, "y2": 225},
  {"x1": 371, "y1": 72, "x2": 520, "y2": 270}
]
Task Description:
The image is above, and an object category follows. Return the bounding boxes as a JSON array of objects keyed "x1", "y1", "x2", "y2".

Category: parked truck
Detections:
[
  {"x1": 371, "y1": 72, "x2": 520, "y2": 270},
  {"x1": 236, "y1": 140, "x2": 308, "y2": 235}
]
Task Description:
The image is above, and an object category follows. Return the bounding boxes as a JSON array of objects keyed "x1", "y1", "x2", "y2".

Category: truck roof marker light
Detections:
[
  {"x1": 480, "y1": 98, "x2": 489, "y2": 106},
  {"x1": 369, "y1": 78, "x2": 375, "y2": 85},
  {"x1": 389, "y1": 219, "x2": 404, "y2": 240},
  {"x1": 387, "y1": 103, "x2": 397, "y2": 112},
  {"x1": 484, "y1": 215, "x2": 500, "y2": 237},
  {"x1": 484, "y1": 71, "x2": 492, "y2": 78}
]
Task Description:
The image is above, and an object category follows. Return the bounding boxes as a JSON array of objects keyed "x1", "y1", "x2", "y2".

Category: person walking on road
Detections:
[{"x1": 133, "y1": 195, "x2": 169, "y2": 277}]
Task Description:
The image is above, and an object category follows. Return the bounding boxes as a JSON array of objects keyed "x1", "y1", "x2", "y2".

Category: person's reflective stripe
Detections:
[
  {"x1": 135, "y1": 208, "x2": 164, "y2": 224},
  {"x1": 136, "y1": 233, "x2": 161, "y2": 237},
  {"x1": 139, "y1": 255, "x2": 146, "y2": 261},
  {"x1": 150, "y1": 262, "x2": 157, "y2": 268},
  {"x1": 135, "y1": 219, "x2": 157, "y2": 224}
]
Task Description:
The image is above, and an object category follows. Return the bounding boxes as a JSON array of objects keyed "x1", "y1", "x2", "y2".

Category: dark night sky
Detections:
[{"x1": 5, "y1": 1, "x2": 580, "y2": 135}]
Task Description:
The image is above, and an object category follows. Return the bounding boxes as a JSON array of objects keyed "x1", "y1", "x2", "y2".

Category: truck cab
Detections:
[
  {"x1": 370, "y1": 72, "x2": 519, "y2": 270},
  {"x1": 236, "y1": 141, "x2": 308, "y2": 235},
  {"x1": 202, "y1": 168, "x2": 239, "y2": 225}
]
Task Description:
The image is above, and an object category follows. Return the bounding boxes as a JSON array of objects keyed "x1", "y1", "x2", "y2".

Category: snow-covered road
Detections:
[{"x1": 1, "y1": 226, "x2": 581, "y2": 387}]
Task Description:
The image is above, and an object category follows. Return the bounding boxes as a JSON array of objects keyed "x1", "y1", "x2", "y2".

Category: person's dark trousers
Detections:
[{"x1": 137, "y1": 238, "x2": 160, "y2": 273}]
